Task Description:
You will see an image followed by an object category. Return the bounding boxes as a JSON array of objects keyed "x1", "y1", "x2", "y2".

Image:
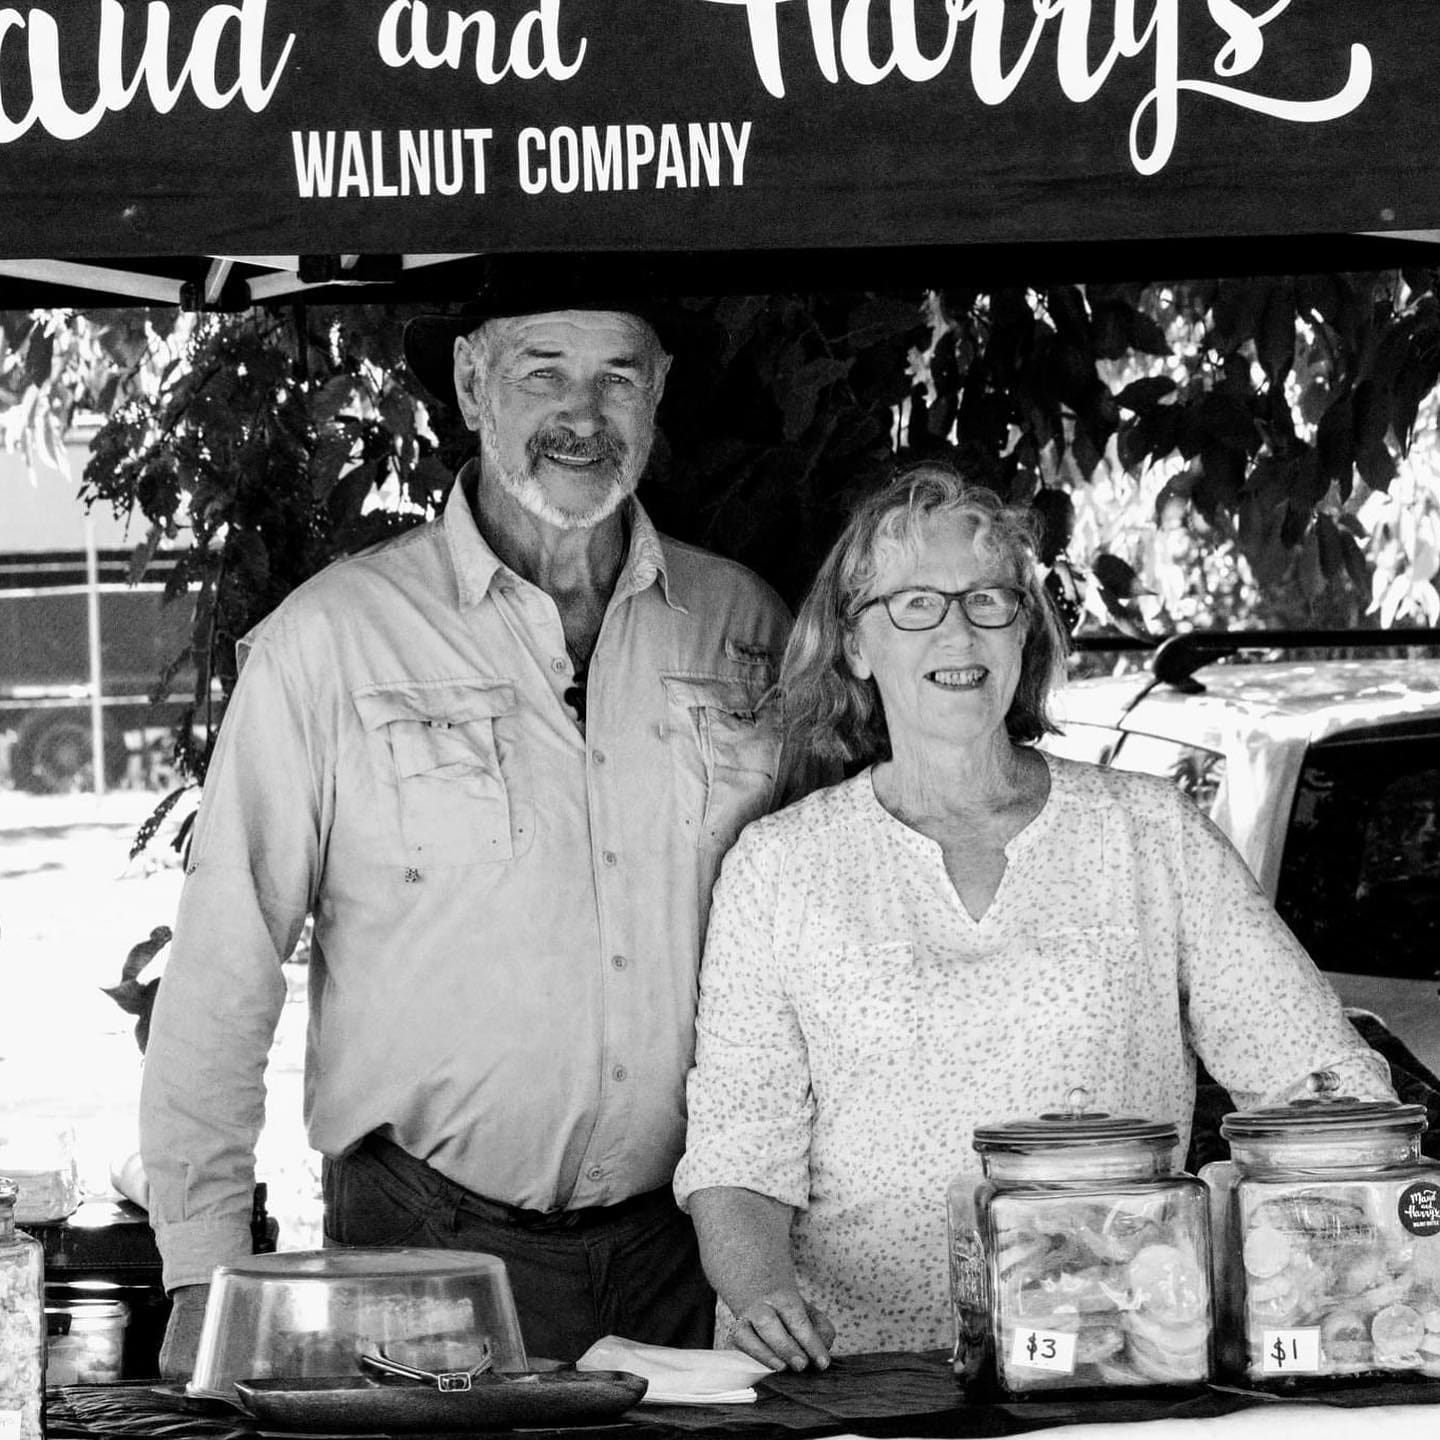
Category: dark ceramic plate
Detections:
[{"x1": 233, "y1": 1370, "x2": 648, "y2": 1433}]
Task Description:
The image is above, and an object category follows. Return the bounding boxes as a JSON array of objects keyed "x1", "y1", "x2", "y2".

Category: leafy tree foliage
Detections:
[{"x1": 4, "y1": 268, "x2": 1440, "y2": 801}]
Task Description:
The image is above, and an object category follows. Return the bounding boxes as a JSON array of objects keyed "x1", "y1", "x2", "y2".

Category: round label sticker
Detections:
[{"x1": 1397, "y1": 1181, "x2": 1440, "y2": 1237}]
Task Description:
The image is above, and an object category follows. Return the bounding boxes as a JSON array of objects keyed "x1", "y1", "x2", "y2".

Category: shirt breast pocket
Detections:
[
  {"x1": 663, "y1": 674, "x2": 780, "y2": 851},
  {"x1": 354, "y1": 678, "x2": 532, "y2": 864}
]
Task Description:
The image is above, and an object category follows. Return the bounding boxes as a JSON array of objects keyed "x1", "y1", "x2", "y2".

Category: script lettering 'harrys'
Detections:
[
  {"x1": 0, "y1": 0, "x2": 293, "y2": 143},
  {"x1": 702, "y1": 0, "x2": 1373, "y2": 175}
]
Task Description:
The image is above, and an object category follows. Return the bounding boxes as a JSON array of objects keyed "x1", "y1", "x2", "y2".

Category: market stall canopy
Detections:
[{"x1": 2, "y1": 0, "x2": 1440, "y2": 308}]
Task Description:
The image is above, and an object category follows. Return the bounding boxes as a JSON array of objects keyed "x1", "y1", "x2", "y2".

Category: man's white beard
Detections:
[
  {"x1": 479, "y1": 404, "x2": 646, "y2": 532},
  {"x1": 495, "y1": 463, "x2": 629, "y2": 531}
]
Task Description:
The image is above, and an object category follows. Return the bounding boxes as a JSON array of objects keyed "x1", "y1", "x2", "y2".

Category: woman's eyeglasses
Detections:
[{"x1": 856, "y1": 585, "x2": 1025, "y2": 631}]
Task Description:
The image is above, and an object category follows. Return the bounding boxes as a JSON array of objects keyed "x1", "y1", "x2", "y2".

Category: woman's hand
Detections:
[
  {"x1": 689, "y1": 1185, "x2": 837, "y2": 1371},
  {"x1": 732, "y1": 1290, "x2": 837, "y2": 1371}
]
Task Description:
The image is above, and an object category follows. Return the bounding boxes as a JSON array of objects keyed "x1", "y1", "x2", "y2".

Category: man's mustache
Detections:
[{"x1": 527, "y1": 428, "x2": 627, "y2": 466}]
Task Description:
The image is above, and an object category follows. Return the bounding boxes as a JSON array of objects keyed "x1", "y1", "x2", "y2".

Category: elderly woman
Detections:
[{"x1": 672, "y1": 461, "x2": 1394, "y2": 1370}]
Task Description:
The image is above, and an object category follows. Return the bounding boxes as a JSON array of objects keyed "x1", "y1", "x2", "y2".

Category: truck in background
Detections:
[{"x1": 1, "y1": 435, "x2": 204, "y2": 793}]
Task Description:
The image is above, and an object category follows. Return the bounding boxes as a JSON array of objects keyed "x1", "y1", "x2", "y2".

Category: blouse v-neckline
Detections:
[{"x1": 863, "y1": 752, "x2": 1060, "y2": 926}]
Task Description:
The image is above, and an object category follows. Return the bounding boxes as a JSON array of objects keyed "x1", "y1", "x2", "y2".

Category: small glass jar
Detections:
[
  {"x1": 1202, "y1": 1077, "x2": 1440, "y2": 1387},
  {"x1": 45, "y1": 1295, "x2": 129, "y2": 1386},
  {"x1": 0, "y1": 1176, "x2": 45, "y2": 1439},
  {"x1": 948, "y1": 1091, "x2": 1213, "y2": 1398}
]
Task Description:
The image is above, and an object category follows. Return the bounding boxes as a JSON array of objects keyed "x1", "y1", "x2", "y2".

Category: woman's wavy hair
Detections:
[{"x1": 777, "y1": 460, "x2": 1070, "y2": 766}]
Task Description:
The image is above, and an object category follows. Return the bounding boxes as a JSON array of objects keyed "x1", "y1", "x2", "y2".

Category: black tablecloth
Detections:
[{"x1": 44, "y1": 1353, "x2": 1440, "y2": 1440}]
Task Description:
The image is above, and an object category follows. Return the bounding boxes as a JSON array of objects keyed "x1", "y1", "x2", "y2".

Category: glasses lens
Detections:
[
  {"x1": 960, "y1": 587, "x2": 1022, "y2": 627},
  {"x1": 886, "y1": 589, "x2": 949, "y2": 629}
]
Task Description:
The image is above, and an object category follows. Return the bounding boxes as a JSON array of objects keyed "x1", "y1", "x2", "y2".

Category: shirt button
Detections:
[
  {"x1": 587, "y1": 1166, "x2": 604, "y2": 1181},
  {"x1": 611, "y1": 954, "x2": 628, "y2": 971},
  {"x1": 613, "y1": 1065, "x2": 628, "y2": 1082},
  {"x1": 602, "y1": 850, "x2": 617, "y2": 867},
  {"x1": 591, "y1": 749, "x2": 606, "y2": 766},
  {"x1": 551, "y1": 656, "x2": 567, "y2": 673}
]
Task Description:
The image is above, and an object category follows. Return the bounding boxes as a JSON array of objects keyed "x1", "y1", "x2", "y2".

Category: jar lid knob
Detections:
[
  {"x1": 1305, "y1": 1070, "x2": 1341, "y2": 1098},
  {"x1": 1064, "y1": 1086, "x2": 1093, "y2": 1118}
]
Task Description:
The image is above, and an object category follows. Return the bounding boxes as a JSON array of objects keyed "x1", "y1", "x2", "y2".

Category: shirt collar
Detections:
[
  {"x1": 442, "y1": 460, "x2": 685, "y2": 613},
  {"x1": 442, "y1": 462, "x2": 507, "y2": 608},
  {"x1": 616, "y1": 500, "x2": 686, "y2": 612}
]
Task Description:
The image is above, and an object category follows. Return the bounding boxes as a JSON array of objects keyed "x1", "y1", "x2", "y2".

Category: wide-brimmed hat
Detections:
[{"x1": 403, "y1": 256, "x2": 682, "y2": 410}]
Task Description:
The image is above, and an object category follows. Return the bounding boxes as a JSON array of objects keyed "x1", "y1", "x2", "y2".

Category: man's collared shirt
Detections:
[{"x1": 140, "y1": 478, "x2": 792, "y2": 1289}]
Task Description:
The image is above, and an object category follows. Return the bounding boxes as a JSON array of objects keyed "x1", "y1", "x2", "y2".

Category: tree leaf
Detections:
[
  {"x1": 1314, "y1": 513, "x2": 1346, "y2": 579},
  {"x1": 1090, "y1": 302, "x2": 1130, "y2": 360},
  {"x1": 310, "y1": 435, "x2": 356, "y2": 502},
  {"x1": 310, "y1": 374, "x2": 359, "y2": 427},
  {"x1": 1195, "y1": 444, "x2": 1246, "y2": 521},
  {"x1": 845, "y1": 295, "x2": 927, "y2": 348},
  {"x1": 1297, "y1": 273, "x2": 1343, "y2": 328},
  {"x1": 1091, "y1": 552, "x2": 1149, "y2": 600},
  {"x1": 1315, "y1": 393, "x2": 1355, "y2": 491},
  {"x1": 1280, "y1": 501, "x2": 1310, "y2": 550},
  {"x1": 1257, "y1": 280, "x2": 1296, "y2": 388},
  {"x1": 1197, "y1": 392, "x2": 1257, "y2": 454},
  {"x1": 1116, "y1": 376, "x2": 1177, "y2": 414},
  {"x1": 326, "y1": 460, "x2": 379, "y2": 526},
  {"x1": 1045, "y1": 285, "x2": 1092, "y2": 346},
  {"x1": 1210, "y1": 278, "x2": 1267, "y2": 350},
  {"x1": 1070, "y1": 425, "x2": 1102, "y2": 482},
  {"x1": 22, "y1": 326, "x2": 54, "y2": 387},
  {"x1": 1030, "y1": 488, "x2": 1075, "y2": 564},
  {"x1": 1342, "y1": 525, "x2": 1371, "y2": 593},
  {"x1": 128, "y1": 531, "x2": 163, "y2": 585},
  {"x1": 1125, "y1": 309, "x2": 1170, "y2": 356},
  {"x1": 1075, "y1": 380, "x2": 1120, "y2": 452}
]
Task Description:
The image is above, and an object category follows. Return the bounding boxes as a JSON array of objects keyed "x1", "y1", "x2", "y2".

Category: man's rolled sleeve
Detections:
[{"x1": 140, "y1": 626, "x2": 322, "y2": 1291}]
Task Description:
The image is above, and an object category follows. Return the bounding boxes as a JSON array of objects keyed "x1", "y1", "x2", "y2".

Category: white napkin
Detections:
[{"x1": 575, "y1": 1335, "x2": 775, "y2": 1405}]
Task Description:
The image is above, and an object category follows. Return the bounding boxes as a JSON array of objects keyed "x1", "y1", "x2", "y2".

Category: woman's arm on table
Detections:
[{"x1": 689, "y1": 1185, "x2": 835, "y2": 1371}]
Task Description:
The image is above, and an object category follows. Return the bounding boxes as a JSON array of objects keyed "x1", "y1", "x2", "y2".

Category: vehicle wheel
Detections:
[{"x1": 11, "y1": 711, "x2": 128, "y2": 793}]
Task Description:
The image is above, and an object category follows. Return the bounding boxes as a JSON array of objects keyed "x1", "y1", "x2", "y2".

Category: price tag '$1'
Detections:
[{"x1": 1260, "y1": 1327, "x2": 1321, "y2": 1373}]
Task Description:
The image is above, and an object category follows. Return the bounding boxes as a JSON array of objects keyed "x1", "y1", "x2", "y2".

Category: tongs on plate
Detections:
[{"x1": 360, "y1": 1339, "x2": 495, "y2": 1392}]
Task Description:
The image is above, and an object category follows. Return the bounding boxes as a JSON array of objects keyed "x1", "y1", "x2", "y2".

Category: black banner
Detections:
[{"x1": 0, "y1": 1, "x2": 1434, "y2": 259}]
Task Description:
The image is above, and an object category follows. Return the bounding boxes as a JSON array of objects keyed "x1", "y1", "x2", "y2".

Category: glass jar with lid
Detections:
[
  {"x1": 0, "y1": 1176, "x2": 45, "y2": 1440},
  {"x1": 0, "y1": 1121, "x2": 80, "y2": 1225},
  {"x1": 1202, "y1": 1074, "x2": 1440, "y2": 1386},
  {"x1": 948, "y1": 1089, "x2": 1213, "y2": 1398}
]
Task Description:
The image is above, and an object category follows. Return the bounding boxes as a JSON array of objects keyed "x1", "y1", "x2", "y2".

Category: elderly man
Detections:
[{"x1": 140, "y1": 268, "x2": 795, "y2": 1372}]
